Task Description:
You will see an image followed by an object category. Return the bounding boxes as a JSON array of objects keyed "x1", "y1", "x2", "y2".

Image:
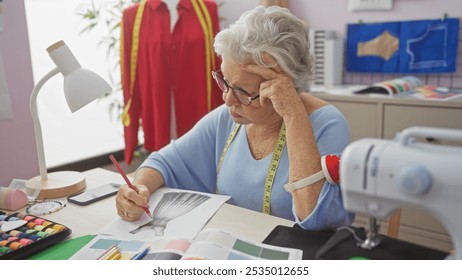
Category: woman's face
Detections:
[{"x1": 220, "y1": 59, "x2": 275, "y2": 125}]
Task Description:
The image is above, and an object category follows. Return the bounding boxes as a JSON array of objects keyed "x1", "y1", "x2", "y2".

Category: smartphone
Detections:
[{"x1": 67, "y1": 183, "x2": 121, "y2": 206}]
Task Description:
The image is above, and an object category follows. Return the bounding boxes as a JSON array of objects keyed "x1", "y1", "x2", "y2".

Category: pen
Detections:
[
  {"x1": 96, "y1": 244, "x2": 116, "y2": 260},
  {"x1": 104, "y1": 247, "x2": 121, "y2": 260},
  {"x1": 110, "y1": 155, "x2": 152, "y2": 219},
  {"x1": 131, "y1": 247, "x2": 150, "y2": 260},
  {"x1": 108, "y1": 253, "x2": 122, "y2": 260},
  {"x1": 98, "y1": 245, "x2": 119, "y2": 260}
]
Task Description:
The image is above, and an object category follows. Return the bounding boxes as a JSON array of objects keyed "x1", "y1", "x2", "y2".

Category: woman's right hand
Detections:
[{"x1": 115, "y1": 184, "x2": 151, "y2": 221}]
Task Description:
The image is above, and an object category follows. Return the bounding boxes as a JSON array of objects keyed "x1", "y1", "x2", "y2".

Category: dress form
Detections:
[
  {"x1": 163, "y1": 0, "x2": 179, "y2": 31},
  {"x1": 163, "y1": 0, "x2": 179, "y2": 138},
  {"x1": 121, "y1": 0, "x2": 222, "y2": 162}
]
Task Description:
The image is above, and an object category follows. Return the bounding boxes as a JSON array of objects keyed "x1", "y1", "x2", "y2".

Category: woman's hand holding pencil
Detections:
[{"x1": 110, "y1": 155, "x2": 153, "y2": 221}]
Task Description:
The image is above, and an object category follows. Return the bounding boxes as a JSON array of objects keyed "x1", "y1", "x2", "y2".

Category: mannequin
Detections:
[
  {"x1": 163, "y1": 0, "x2": 179, "y2": 139},
  {"x1": 164, "y1": 0, "x2": 179, "y2": 31},
  {"x1": 120, "y1": 0, "x2": 222, "y2": 164}
]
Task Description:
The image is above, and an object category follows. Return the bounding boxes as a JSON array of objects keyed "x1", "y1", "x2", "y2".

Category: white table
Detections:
[{"x1": 29, "y1": 168, "x2": 294, "y2": 242}]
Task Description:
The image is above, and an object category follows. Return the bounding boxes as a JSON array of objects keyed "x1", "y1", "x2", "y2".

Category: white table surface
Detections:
[{"x1": 25, "y1": 168, "x2": 294, "y2": 242}]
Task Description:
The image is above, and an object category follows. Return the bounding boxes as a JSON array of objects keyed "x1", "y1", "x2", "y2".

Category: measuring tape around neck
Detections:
[{"x1": 217, "y1": 123, "x2": 286, "y2": 215}]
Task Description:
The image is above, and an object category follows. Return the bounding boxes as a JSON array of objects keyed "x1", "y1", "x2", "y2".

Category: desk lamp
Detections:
[{"x1": 26, "y1": 40, "x2": 111, "y2": 199}]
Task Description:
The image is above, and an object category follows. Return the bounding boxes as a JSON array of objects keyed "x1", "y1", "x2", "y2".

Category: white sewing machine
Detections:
[{"x1": 340, "y1": 126, "x2": 462, "y2": 259}]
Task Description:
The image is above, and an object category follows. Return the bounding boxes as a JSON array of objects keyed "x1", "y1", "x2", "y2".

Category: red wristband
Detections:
[
  {"x1": 284, "y1": 154, "x2": 340, "y2": 193},
  {"x1": 321, "y1": 154, "x2": 340, "y2": 184}
]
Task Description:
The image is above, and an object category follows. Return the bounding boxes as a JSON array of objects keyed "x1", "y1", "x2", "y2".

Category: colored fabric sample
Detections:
[
  {"x1": 140, "y1": 104, "x2": 355, "y2": 230},
  {"x1": 346, "y1": 18, "x2": 459, "y2": 73},
  {"x1": 357, "y1": 30, "x2": 399, "y2": 60},
  {"x1": 121, "y1": 0, "x2": 223, "y2": 164}
]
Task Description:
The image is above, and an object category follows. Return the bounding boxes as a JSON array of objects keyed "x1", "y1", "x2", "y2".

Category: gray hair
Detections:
[{"x1": 213, "y1": 5, "x2": 314, "y2": 92}]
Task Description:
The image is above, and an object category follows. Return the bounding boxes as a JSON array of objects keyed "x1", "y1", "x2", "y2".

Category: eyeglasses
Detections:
[{"x1": 212, "y1": 70, "x2": 260, "y2": 105}]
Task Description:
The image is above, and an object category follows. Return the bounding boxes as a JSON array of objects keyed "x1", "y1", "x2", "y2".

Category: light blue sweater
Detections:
[{"x1": 140, "y1": 104, "x2": 354, "y2": 230}]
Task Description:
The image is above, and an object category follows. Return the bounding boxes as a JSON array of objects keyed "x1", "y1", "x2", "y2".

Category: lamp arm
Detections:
[{"x1": 30, "y1": 67, "x2": 60, "y2": 181}]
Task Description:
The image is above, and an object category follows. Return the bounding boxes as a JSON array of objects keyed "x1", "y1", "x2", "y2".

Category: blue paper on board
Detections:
[{"x1": 346, "y1": 18, "x2": 459, "y2": 73}]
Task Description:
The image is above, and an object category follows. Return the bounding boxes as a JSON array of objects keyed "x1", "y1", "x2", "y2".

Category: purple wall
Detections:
[
  {"x1": 0, "y1": 0, "x2": 38, "y2": 186},
  {"x1": 290, "y1": 0, "x2": 462, "y2": 37}
]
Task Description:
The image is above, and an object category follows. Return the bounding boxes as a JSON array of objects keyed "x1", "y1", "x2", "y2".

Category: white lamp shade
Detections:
[
  {"x1": 46, "y1": 40, "x2": 111, "y2": 113},
  {"x1": 64, "y1": 68, "x2": 111, "y2": 113}
]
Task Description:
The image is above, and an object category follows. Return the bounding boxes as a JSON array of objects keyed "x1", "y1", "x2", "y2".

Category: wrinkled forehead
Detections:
[{"x1": 221, "y1": 59, "x2": 264, "y2": 88}]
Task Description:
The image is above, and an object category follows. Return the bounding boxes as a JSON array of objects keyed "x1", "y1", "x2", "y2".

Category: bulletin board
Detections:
[{"x1": 346, "y1": 18, "x2": 460, "y2": 73}]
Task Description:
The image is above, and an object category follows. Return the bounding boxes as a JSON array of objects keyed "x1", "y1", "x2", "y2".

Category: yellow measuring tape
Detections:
[
  {"x1": 191, "y1": 0, "x2": 215, "y2": 112},
  {"x1": 217, "y1": 123, "x2": 286, "y2": 214},
  {"x1": 121, "y1": 0, "x2": 147, "y2": 127}
]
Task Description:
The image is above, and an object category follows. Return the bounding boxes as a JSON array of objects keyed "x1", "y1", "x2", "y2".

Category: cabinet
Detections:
[{"x1": 312, "y1": 92, "x2": 462, "y2": 252}]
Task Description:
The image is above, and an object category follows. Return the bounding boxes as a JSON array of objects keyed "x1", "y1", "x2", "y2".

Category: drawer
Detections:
[
  {"x1": 383, "y1": 105, "x2": 462, "y2": 141},
  {"x1": 329, "y1": 101, "x2": 379, "y2": 141}
]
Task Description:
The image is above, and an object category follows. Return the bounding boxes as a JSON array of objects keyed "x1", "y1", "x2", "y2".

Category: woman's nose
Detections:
[{"x1": 223, "y1": 90, "x2": 239, "y2": 106}]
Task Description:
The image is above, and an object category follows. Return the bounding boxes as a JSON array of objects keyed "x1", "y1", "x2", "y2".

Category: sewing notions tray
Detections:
[{"x1": 0, "y1": 211, "x2": 71, "y2": 259}]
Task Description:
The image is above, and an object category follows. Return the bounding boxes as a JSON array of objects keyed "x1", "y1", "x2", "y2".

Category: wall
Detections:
[
  {"x1": 290, "y1": 0, "x2": 462, "y2": 38},
  {"x1": 220, "y1": 0, "x2": 260, "y2": 28},
  {"x1": 0, "y1": 0, "x2": 260, "y2": 187},
  {"x1": 0, "y1": 0, "x2": 38, "y2": 186},
  {"x1": 25, "y1": 0, "x2": 125, "y2": 168},
  {"x1": 289, "y1": 0, "x2": 462, "y2": 87}
]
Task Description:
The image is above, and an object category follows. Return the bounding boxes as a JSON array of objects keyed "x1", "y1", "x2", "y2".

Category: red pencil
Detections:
[{"x1": 109, "y1": 155, "x2": 152, "y2": 219}]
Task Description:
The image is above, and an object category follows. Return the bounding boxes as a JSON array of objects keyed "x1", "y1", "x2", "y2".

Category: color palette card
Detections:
[{"x1": 70, "y1": 228, "x2": 302, "y2": 260}]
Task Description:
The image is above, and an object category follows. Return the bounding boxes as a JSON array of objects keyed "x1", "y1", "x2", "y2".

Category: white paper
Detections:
[
  {"x1": 97, "y1": 188, "x2": 230, "y2": 241},
  {"x1": 0, "y1": 49, "x2": 13, "y2": 120}
]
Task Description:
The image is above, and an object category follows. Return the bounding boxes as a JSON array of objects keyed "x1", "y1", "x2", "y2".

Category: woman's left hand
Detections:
[{"x1": 243, "y1": 64, "x2": 305, "y2": 119}]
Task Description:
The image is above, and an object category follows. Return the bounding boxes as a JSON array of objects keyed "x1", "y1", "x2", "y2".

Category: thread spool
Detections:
[
  {"x1": 25, "y1": 229, "x2": 48, "y2": 238},
  {"x1": 0, "y1": 240, "x2": 22, "y2": 250},
  {"x1": 9, "y1": 230, "x2": 41, "y2": 241},
  {"x1": 8, "y1": 236, "x2": 33, "y2": 246},
  {"x1": 0, "y1": 246, "x2": 12, "y2": 255}
]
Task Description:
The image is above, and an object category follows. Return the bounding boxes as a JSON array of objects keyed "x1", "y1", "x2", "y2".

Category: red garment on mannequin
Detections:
[{"x1": 121, "y1": 0, "x2": 222, "y2": 164}]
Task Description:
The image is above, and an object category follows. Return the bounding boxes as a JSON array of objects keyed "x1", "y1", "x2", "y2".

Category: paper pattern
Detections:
[{"x1": 347, "y1": 18, "x2": 460, "y2": 73}]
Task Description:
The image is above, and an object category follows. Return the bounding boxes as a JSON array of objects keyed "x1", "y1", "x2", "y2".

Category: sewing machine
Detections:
[{"x1": 340, "y1": 126, "x2": 462, "y2": 259}]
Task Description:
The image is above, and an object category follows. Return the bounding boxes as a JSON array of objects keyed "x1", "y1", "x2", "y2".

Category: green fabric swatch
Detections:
[{"x1": 28, "y1": 234, "x2": 95, "y2": 260}]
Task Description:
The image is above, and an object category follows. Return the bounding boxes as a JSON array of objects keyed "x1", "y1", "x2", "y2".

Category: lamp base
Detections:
[{"x1": 26, "y1": 171, "x2": 86, "y2": 199}]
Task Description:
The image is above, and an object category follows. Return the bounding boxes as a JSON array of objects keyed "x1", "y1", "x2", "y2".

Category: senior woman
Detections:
[{"x1": 116, "y1": 5, "x2": 354, "y2": 230}]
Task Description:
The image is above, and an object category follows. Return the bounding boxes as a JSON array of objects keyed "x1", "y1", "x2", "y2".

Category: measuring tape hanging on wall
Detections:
[
  {"x1": 191, "y1": 0, "x2": 216, "y2": 112},
  {"x1": 217, "y1": 123, "x2": 286, "y2": 215},
  {"x1": 121, "y1": 0, "x2": 147, "y2": 127}
]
